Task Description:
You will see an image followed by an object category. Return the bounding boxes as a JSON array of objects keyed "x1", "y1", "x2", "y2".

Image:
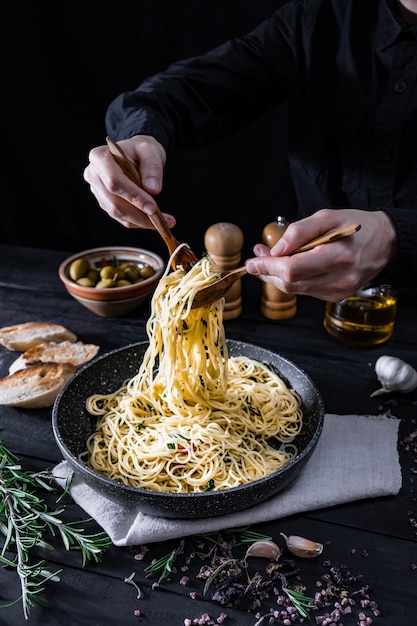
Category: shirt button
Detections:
[{"x1": 393, "y1": 81, "x2": 407, "y2": 93}]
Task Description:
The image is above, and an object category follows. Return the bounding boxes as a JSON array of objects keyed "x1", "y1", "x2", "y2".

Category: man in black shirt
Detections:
[{"x1": 84, "y1": 0, "x2": 417, "y2": 302}]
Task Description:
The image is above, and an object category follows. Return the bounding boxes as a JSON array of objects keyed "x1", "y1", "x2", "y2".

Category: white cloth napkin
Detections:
[{"x1": 53, "y1": 413, "x2": 402, "y2": 546}]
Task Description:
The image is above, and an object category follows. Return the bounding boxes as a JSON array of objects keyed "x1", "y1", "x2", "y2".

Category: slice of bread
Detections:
[
  {"x1": 9, "y1": 340, "x2": 100, "y2": 374},
  {"x1": 0, "y1": 362, "x2": 76, "y2": 408},
  {"x1": 0, "y1": 322, "x2": 77, "y2": 351}
]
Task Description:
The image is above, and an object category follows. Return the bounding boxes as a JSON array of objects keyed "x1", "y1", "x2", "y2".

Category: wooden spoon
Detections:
[
  {"x1": 106, "y1": 137, "x2": 199, "y2": 271},
  {"x1": 191, "y1": 223, "x2": 361, "y2": 308}
]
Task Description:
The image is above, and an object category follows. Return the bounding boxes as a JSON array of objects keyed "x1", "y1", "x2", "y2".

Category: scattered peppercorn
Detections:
[{"x1": 130, "y1": 530, "x2": 381, "y2": 625}]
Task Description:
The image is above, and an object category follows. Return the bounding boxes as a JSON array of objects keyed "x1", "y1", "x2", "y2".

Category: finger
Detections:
[
  {"x1": 121, "y1": 136, "x2": 165, "y2": 194},
  {"x1": 252, "y1": 243, "x2": 271, "y2": 257},
  {"x1": 139, "y1": 156, "x2": 164, "y2": 194},
  {"x1": 84, "y1": 165, "x2": 156, "y2": 228},
  {"x1": 272, "y1": 208, "x2": 362, "y2": 255},
  {"x1": 88, "y1": 147, "x2": 171, "y2": 225},
  {"x1": 248, "y1": 239, "x2": 359, "y2": 289}
]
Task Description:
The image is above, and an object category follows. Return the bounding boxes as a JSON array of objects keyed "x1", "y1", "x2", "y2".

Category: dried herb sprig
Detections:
[
  {"x1": 145, "y1": 531, "x2": 272, "y2": 584},
  {"x1": 143, "y1": 531, "x2": 316, "y2": 619},
  {"x1": 0, "y1": 438, "x2": 111, "y2": 620}
]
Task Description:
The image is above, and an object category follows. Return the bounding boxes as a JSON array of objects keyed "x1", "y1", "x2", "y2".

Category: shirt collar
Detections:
[{"x1": 377, "y1": 0, "x2": 412, "y2": 49}]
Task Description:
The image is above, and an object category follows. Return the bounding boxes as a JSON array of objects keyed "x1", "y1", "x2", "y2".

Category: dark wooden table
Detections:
[{"x1": 0, "y1": 243, "x2": 416, "y2": 626}]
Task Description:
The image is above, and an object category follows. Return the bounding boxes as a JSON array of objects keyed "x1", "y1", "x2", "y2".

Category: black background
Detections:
[{"x1": 2, "y1": 0, "x2": 294, "y2": 262}]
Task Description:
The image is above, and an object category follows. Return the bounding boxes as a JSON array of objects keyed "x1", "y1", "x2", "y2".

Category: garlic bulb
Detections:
[
  {"x1": 280, "y1": 533, "x2": 323, "y2": 558},
  {"x1": 370, "y1": 355, "x2": 417, "y2": 397},
  {"x1": 245, "y1": 540, "x2": 282, "y2": 561}
]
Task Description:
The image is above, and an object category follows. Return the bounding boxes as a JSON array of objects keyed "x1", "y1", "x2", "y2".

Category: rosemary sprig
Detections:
[
  {"x1": 144, "y1": 550, "x2": 176, "y2": 583},
  {"x1": 0, "y1": 438, "x2": 111, "y2": 620},
  {"x1": 144, "y1": 539, "x2": 185, "y2": 583},
  {"x1": 283, "y1": 587, "x2": 317, "y2": 619},
  {"x1": 235, "y1": 529, "x2": 273, "y2": 545},
  {"x1": 197, "y1": 529, "x2": 272, "y2": 547}
]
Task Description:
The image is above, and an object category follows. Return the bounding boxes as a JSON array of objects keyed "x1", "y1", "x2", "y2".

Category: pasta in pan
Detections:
[{"x1": 82, "y1": 249, "x2": 303, "y2": 492}]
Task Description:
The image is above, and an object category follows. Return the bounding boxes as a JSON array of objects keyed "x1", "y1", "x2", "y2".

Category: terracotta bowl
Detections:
[
  {"x1": 58, "y1": 246, "x2": 165, "y2": 317},
  {"x1": 52, "y1": 340, "x2": 325, "y2": 519}
]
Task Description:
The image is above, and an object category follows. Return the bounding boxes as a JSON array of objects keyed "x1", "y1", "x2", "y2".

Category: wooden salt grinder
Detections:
[
  {"x1": 204, "y1": 222, "x2": 244, "y2": 320},
  {"x1": 260, "y1": 216, "x2": 297, "y2": 320}
]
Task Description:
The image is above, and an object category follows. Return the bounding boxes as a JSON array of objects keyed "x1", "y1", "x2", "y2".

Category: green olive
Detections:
[
  {"x1": 76, "y1": 277, "x2": 96, "y2": 287},
  {"x1": 100, "y1": 265, "x2": 118, "y2": 280},
  {"x1": 86, "y1": 268, "x2": 100, "y2": 284},
  {"x1": 96, "y1": 278, "x2": 115, "y2": 289},
  {"x1": 124, "y1": 265, "x2": 140, "y2": 282},
  {"x1": 69, "y1": 257, "x2": 90, "y2": 281},
  {"x1": 139, "y1": 264, "x2": 155, "y2": 279},
  {"x1": 114, "y1": 267, "x2": 126, "y2": 280},
  {"x1": 68, "y1": 255, "x2": 156, "y2": 290}
]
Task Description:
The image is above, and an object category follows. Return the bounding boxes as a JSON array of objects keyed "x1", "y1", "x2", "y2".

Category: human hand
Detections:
[
  {"x1": 245, "y1": 208, "x2": 397, "y2": 302},
  {"x1": 83, "y1": 135, "x2": 175, "y2": 229}
]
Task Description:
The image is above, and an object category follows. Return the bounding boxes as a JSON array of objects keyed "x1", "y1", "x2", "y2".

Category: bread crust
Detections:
[
  {"x1": 0, "y1": 362, "x2": 76, "y2": 408},
  {"x1": 0, "y1": 322, "x2": 77, "y2": 351},
  {"x1": 8, "y1": 340, "x2": 99, "y2": 374}
]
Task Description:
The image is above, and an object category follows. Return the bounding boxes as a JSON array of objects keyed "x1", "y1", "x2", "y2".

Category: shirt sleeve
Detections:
[
  {"x1": 105, "y1": 9, "x2": 295, "y2": 153},
  {"x1": 104, "y1": 0, "x2": 417, "y2": 304}
]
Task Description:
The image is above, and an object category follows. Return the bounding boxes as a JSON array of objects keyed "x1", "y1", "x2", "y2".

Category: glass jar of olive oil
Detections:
[{"x1": 323, "y1": 285, "x2": 397, "y2": 347}]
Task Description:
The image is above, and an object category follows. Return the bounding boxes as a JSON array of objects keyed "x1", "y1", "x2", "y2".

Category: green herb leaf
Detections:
[
  {"x1": 283, "y1": 587, "x2": 316, "y2": 619},
  {"x1": 0, "y1": 438, "x2": 111, "y2": 619}
]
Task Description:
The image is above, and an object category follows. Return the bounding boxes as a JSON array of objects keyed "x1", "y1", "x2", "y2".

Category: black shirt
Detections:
[{"x1": 106, "y1": 0, "x2": 417, "y2": 301}]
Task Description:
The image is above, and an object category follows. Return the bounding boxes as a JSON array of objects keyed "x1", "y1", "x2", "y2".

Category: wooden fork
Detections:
[
  {"x1": 106, "y1": 137, "x2": 199, "y2": 271},
  {"x1": 191, "y1": 223, "x2": 361, "y2": 308}
]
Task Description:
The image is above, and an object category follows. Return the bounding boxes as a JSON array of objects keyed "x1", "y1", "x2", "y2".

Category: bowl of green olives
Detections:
[{"x1": 58, "y1": 246, "x2": 165, "y2": 317}]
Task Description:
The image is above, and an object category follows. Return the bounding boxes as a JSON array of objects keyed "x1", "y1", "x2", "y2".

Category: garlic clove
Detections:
[
  {"x1": 370, "y1": 387, "x2": 390, "y2": 397},
  {"x1": 280, "y1": 532, "x2": 323, "y2": 558},
  {"x1": 371, "y1": 355, "x2": 417, "y2": 397},
  {"x1": 245, "y1": 540, "x2": 282, "y2": 561}
]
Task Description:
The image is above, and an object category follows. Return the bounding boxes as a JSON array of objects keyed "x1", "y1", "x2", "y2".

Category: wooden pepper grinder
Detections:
[
  {"x1": 260, "y1": 216, "x2": 297, "y2": 320},
  {"x1": 204, "y1": 222, "x2": 244, "y2": 320}
]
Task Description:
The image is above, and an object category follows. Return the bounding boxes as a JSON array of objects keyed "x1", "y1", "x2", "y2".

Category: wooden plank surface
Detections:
[{"x1": 0, "y1": 244, "x2": 416, "y2": 626}]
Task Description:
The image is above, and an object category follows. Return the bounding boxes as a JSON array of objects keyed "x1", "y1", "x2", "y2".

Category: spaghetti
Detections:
[{"x1": 82, "y1": 250, "x2": 303, "y2": 492}]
